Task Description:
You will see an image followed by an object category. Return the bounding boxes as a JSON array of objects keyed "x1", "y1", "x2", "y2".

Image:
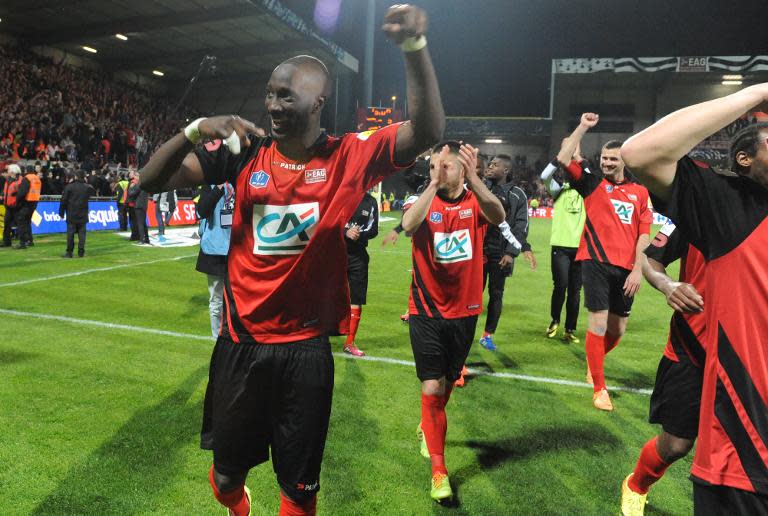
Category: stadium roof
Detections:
[{"x1": 0, "y1": 0, "x2": 359, "y2": 83}]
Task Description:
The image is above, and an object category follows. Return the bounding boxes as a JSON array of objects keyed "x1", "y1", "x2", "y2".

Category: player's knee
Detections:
[
  {"x1": 659, "y1": 436, "x2": 694, "y2": 462},
  {"x1": 422, "y1": 378, "x2": 445, "y2": 396},
  {"x1": 589, "y1": 324, "x2": 607, "y2": 336},
  {"x1": 213, "y1": 468, "x2": 248, "y2": 493}
]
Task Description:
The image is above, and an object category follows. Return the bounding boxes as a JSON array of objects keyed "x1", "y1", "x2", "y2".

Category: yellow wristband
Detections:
[{"x1": 400, "y1": 36, "x2": 427, "y2": 53}]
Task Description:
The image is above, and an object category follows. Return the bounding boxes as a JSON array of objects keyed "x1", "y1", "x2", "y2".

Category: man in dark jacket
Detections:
[
  {"x1": 128, "y1": 175, "x2": 150, "y2": 245},
  {"x1": 343, "y1": 192, "x2": 380, "y2": 357},
  {"x1": 478, "y1": 154, "x2": 537, "y2": 352},
  {"x1": 59, "y1": 170, "x2": 95, "y2": 257}
]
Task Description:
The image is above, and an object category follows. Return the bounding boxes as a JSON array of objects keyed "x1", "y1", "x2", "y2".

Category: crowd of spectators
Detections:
[{"x1": 0, "y1": 43, "x2": 200, "y2": 197}]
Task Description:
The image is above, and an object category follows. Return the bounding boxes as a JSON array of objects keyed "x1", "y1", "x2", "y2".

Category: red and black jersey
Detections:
[
  {"x1": 195, "y1": 124, "x2": 408, "y2": 344},
  {"x1": 566, "y1": 161, "x2": 652, "y2": 271},
  {"x1": 644, "y1": 222, "x2": 707, "y2": 366},
  {"x1": 408, "y1": 189, "x2": 488, "y2": 319},
  {"x1": 653, "y1": 156, "x2": 768, "y2": 494}
]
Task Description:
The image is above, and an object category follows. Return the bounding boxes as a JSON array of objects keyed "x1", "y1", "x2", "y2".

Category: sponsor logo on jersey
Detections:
[
  {"x1": 305, "y1": 168, "x2": 327, "y2": 184},
  {"x1": 628, "y1": 193, "x2": 638, "y2": 201},
  {"x1": 252, "y1": 202, "x2": 319, "y2": 255},
  {"x1": 429, "y1": 211, "x2": 443, "y2": 223},
  {"x1": 434, "y1": 229, "x2": 472, "y2": 263},
  {"x1": 249, "y1": 170, "x2": 270, "y2": 189},
  {"x1": 605, "y1": 184, "x2": 614, "y2": 193},
  {"x1": 459, "y1": 208, "x2": 473, "y2": 219},
  {"x1": 610, "y1": 199, "x2": 635, "y2": 225},
  {"x1": 272, "y1": 161, "x2": 306, "y2": 171},
  {"x1": 467, "y1": 304, "x2": 480, "y2": 310}
]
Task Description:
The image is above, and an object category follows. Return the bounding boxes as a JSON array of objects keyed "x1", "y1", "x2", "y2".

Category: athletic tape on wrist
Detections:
[
  {"x1": 400, "y1": 36, "x2": 427, "y2": 53},
  {"x1": 223, "y1": 131, "x2": 241, "y2": 155},
  {"x1": 183, "y1": 117, "x2": 207, "y2": 145}
]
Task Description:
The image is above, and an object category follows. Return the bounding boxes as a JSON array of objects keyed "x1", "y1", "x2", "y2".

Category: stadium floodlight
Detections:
[
  {"x1": 115, "y1": 33, "x2": 128, "y2": 41},
  {"x1": 485, "y1": 138, "x2": 503, "y2": 144},
  {"x1": 722, "y1": 74, "x2": 743, "y2": 80},
  {"x1": 82, "y1": 46, "x2": 98, "y2": 53},
  {"x1": 722, "y1": 80, "x2": 743, "y2": 86},
  {"x1": 152, "y1": 70, "x2": 165, "y2": 77}
]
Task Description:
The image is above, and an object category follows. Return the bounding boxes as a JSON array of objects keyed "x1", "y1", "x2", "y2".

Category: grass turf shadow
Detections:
[
  {"x1": 33, "y1": 366, "x2": 207, "y2": 514},
  {"x1": 448, "y1": 423, "x2": 622, "y2": 487},
  {"x1": 0, "y1": 349, "x2": 38, "y2": 365}
]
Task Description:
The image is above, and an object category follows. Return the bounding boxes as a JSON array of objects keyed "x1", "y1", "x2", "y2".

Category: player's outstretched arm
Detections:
[
  {"x1": 458, "y1": 144, "x2": 505, "y2": 225},
  {"x1": 382, "y1": 4, "x2": 445, "y2": 165},
  {"x1": 642, "y1": 255, "x2": 704, "y2": 313},
  {"x1": 557, "y1": 113, "x2": 598, "y2": 169},
  {"x1": 622, "y1": 83, "x2": 768, "y2": 201},
  {"x1": 139, "y1": 115, "x2": 259, "y2": 193}
]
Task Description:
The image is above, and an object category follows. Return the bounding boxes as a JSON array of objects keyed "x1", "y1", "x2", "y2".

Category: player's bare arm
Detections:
[
  {"x1": 623, "y1": 233, "x2": 650, "y2": 297},
  {"x1": 401, "y1": 145, "x2": 448, "y2": 233},
  {"x1": 642, "y1": 254, "x2": 704, "y2": 314},
  {"x1": 622, "y1": 83, "x2": 768, "y2": 201},
  {"x1": 457, "y1": 144, "x2": 505, "y2": 225},
  {"x1": 139, "y1": 115, "x2": 259, "y2": 193},
  {"x1": 382, "y1": 4, "x2": 445, "y2": 165},
  {"x1": 557, "y1": 113, "x2": 598, "y2": 168}
]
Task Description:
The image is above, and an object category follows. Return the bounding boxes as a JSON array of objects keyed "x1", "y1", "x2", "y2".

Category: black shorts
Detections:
[
  {"x1": 409, "y1": 314, "x2": 478, "y2": 382},
  {"x1": 346, "y1": 249, "x2": 369, "y2": 305},
  {"x1": 649, "y1": 355, "x2": 703, "y2": 439},
  {"x1": 693, "y1": 480, "x2": 768, "y2": 515},
  {"x1": 201, "y1": 335, "x2": 334, "y2": 502},
  {"x1": 581, "y1": 259, "x2": 634, "y2": 316}
]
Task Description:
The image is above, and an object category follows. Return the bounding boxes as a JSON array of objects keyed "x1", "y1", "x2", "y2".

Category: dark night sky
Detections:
[{"x1": 282, "y1": 0, "x2": 768, "y2": 117}]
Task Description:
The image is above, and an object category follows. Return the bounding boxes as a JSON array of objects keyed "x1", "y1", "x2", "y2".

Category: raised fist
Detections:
[
  {"x1": 382, "y1": 4, "x2": 428, "y2": 44},
  {"x1": 580, "y1": 113, "x2": 599, "y2": 129}
]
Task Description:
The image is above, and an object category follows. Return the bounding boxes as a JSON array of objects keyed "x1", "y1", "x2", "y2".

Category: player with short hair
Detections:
[
  {"x1": 477, "y1": 153, "x2": 536, "y2": 353},
  {"x1": 557, "y1": 113, "x2": 652, "y2": 412},
  {"x1": 138, "y1": 5, "x2": 444, "y2": 515},
  {"x1": 402, "y1": 142, "x2": 505, "y2": 502},
  {"x1": 622, "y1": 84, "x2": 768, "y2": 514},
  {"x1": 620, "y1": 223, "x2": 706, "y2": 516}
]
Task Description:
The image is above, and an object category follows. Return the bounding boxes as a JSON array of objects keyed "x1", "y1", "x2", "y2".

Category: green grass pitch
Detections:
[{"x1": 0, "y1": 217, "x2": 692, "y2": 514}]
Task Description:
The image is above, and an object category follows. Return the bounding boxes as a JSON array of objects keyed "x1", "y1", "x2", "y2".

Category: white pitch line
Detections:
[
  {"x1": 0, "y1": 308, "x2": 212, "y2": 341},
  {"x1": 0, "y1": 308, "x2": 652, "y2": 395},
  {"x1": 0, "y1": 254, "x2": 196, "y2": 288}
]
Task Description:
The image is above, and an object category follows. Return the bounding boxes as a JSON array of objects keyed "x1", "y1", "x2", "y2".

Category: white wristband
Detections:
[
  {"x1": 400, "y1": 36, "x2": 427, "y2": 53},
  {"x1": 184, "y1": 117, "x2": 207, "y2": 145},
  {"x1": 223, "y1": 130, "x2": 241, "y2": 155}
]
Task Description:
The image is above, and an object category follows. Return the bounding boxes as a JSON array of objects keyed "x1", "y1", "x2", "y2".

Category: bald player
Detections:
[{"x1": 139, "y1": 5, "x2": 443, "y2": 515}]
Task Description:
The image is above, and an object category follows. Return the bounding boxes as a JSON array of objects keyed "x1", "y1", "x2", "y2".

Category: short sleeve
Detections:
[
  {"x1": 644, "y1": 222, "x2": 687, "y2": 266},
  {"x1": 648, "y1": 156, "x2": 767, "y2": 260},
  {"x1": 638, "y1": 189, "x2": 653, "y2": 235},
  {"x1": 342, "y1": 123, "x2": 414, "y2": 190},
  {"x1": 569, "y1": 160, "x2": 602, "y2": 198},
  {"x1": 403, "y1": 194, "x2": 419, "y2": 211},
  {"x1": 649, "y1": 157, "x2": 724, "y2": 254}
]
